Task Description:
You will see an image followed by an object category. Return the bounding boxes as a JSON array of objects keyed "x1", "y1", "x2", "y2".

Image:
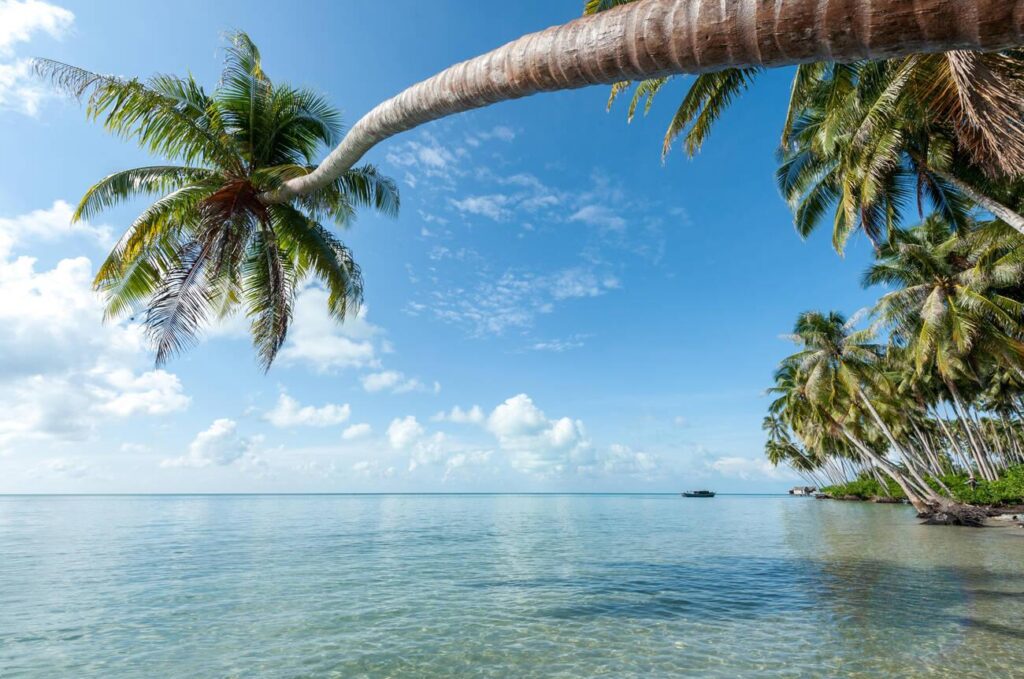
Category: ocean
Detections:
[{"x1": 1, "y1": 494, "x2": 1022, "y2": 677}]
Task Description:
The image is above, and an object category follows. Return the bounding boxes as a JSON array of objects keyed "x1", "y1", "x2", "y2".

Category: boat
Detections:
[
  {"x1": 788, "y1": 486, "x2": 816, "y2": 496},
  {"x1": 682, "y1": 490, "x2": 716, "y2": 498}
]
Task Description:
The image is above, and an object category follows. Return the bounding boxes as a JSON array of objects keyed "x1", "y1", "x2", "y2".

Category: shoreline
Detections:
[{"x1": 810, "y1": 493, "x2": 1024, "y2": 527}]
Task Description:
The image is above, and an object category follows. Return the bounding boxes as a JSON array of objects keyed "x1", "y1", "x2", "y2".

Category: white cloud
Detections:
[
  {"x1": 384, "y1": 133, "x2": 464, "y2": 187},
  {"x1": 0, "y1": 199, "x2": 111, "y2": 259},
  {"x1": 387, "y1": 415, "x2": 424, "y2": 450},
  {"x1": 569, "y1": 205, "x2": 627, "y2": 231},
  {"x1": 361, "y1": 370, "x2": 437, "y2": 394},
  {"x1": 0, "y1": 0, "x2": 73, "y2": 55},
  {"x1": 352, "y1": 459, "x2": 396, "y2": 479},
  {"x1": 709, "y1": 456, "x2": 794, "y2": 481},
  {"x1": 589, "y1": 444, "x2": 659, "y2": 478},
  {"x1": 450, "y1": 194, "x2": 512, "y2": 221},
  {"x1": 487, "y1": 394, "x2": 592, "y2": 476},
  {"x1": 423, "y1": 265, "x2": 620, "y2": 337},
  {"x1": 432, "y1": 405, "x2": 485, "y2": 424},
  {"x1": 279, "y1": 288, "x2": 383, "y2": 373},
  {"x1": 342, "y1": 423, "x2": 372, "y2": 440},
  {"x1": 0, "y1": 1, "x2": 74, "y2": 115},
  {"x1": 407, "y1": 431, "x2": 448, "y2": 471},
  {"x1": 465, "y1": 125, "x2": 516, "y2": 146},
  {"x1": 0, "y1": 202, "x2": 189, "y2": 449},
  {"x1": 161, "y1": 419, "x2": 259, "y2": 469},
  {"x1": 264, "y1": 393, "x2": 351, "y2": 428},
  {"x1": 443, "y1": 449, "x2": 492, "y2": 480},
  {"x1": 549, "y1": 268, "x2": 620, "y2": 300},
  {"x1": 92, "y1": 369, "x2": 190, "y2": 417}
]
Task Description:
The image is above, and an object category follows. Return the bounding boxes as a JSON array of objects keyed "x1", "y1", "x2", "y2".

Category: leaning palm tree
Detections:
[
  {"x1": 259, "y1": 0, "x2": 1024, "y2": 205},
  {"x1": 35, "y1": 33, "x2": 399, "y2": 370}
]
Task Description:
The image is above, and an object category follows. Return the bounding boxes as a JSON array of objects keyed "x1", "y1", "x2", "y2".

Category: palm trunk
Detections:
[
  {"x1": 928, "y1": 165, "x2": 1024, "y2": 235},
  {"x1": 840, "y1": 429, "x2": 931, "y2": 512},
  {"x1": 852, "y1": 385, "x2": 943, "y2": 502},
  {"x1": 945, "y1": 380, "x2": 998, "y2": 481},
  {"x1": 261, "y1": 0, "x2": 1024, "y2": 203}
]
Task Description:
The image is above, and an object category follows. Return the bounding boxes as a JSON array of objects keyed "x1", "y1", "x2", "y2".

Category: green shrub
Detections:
[
  {"x1": 823, "y1": 465, "x2": 1024, "y2": 505},
  {"x1": 822, "y1": 475, "x2": 905, "y2": 500}
]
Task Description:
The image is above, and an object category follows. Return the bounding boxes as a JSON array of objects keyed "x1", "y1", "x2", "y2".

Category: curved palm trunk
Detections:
[
  {"x1": 929, "y1": 166, "x2": 1024, "y2": 235},
  {"x1": 262, "y1": 0, "x2": 1024, "y2": 203}
]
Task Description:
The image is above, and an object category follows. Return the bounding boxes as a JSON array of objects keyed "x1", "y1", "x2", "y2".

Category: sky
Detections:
[{"x1": 0, "y1": 0, "x2": 883, "y2": 493}]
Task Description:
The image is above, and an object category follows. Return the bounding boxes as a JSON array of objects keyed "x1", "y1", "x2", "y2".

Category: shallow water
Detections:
[{"x1": 1, "y1": 494, "x2": 1022, "y2": 678}]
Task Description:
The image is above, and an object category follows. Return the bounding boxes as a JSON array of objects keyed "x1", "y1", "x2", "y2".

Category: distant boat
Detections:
[
  {"x1": 788, "y1": 486, "x2": 816, "y2": 496},
  {"x1": 682, "y1": 490, "x2": 716, "y2": 498}
]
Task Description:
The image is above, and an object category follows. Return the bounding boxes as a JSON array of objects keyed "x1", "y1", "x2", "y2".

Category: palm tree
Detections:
[
  {"x1": 865, "y1": 217, "x2": 1024, "y2": 477},
  {"x1": 35, "y1": 33, "x2": 399, "y2": 370},
  {"x1": 777, "y1": 310, "x2": 951, "y2": 512},
  {"x1": 260, "y1": 0, "x2": 1024, "y2": 204},
  {"x1": 777, "y1": 57, "x2": 1024, "y2": 250}
]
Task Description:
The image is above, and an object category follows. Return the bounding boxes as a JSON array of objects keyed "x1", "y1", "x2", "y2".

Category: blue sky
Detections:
[{"x1": 0, "y1": 0, "x2": 881, "y2": 493}]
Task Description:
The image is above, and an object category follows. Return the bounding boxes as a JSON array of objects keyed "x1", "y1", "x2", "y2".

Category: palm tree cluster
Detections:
[
  {"x1": 585, "y1": 3, "x2": 1024, "y2": 517},
  {"x1": 765, "y1": 218, "x2": 1024, "y2": 516},
  {"x1": 34, "y1": 33, "x2": 399, "y2": 370}
]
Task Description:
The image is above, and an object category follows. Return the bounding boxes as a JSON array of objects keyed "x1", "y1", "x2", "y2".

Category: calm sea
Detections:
[{"x1": 1, "y1": 494, "x2": 1022, "y2": 677}]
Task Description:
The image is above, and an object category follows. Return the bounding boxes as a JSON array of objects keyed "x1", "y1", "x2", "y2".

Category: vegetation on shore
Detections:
[
  {"x1": 822, "y1": 466, "x2": 1024, "y2": 507},
  {"x1": 590, "y1": 3, "x2": 1024, "y2": 523}
]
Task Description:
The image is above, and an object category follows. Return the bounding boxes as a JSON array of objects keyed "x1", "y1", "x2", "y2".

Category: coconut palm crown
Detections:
[{"x1": 34, "y1": 32, "x2": 399, "y2": 370}]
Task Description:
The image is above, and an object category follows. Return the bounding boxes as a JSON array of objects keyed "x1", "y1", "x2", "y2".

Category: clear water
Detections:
[{"x1": 1, "y1": 495, "x2": 1022, "y2": 678}]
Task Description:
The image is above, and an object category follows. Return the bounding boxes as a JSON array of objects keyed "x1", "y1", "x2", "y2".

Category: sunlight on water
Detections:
[{"x1": 1, "y1": 495, "x2": 1022, "y2": 677}]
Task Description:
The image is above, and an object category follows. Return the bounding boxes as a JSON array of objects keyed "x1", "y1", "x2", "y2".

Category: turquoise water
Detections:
[{"x1": 1, "y1": 495, "x2": 1022, "y2": 678}]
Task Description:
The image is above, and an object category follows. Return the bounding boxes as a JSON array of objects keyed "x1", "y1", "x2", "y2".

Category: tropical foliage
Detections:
[
  {"x1": 586, "y1": 2, "x2": 1024, "y2": 248},
  {"x1": 34, "y1": 32, "x2": 399, "y2": 370},
  {"x1": 765, "y1": 218, "x2": 1024, "y2": 516}
]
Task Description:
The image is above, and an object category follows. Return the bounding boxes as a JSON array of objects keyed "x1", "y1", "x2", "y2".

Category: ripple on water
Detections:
[{"x1": 0, "y1": 495, "x2": 1022, "y2": 678}]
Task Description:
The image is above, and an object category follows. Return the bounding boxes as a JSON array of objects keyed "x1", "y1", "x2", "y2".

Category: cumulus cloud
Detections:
[
  {"x1": 487, "y1": 394, "x2": 591, "y2": 476},
  {"x1": 0, "y1": 199, "x2": 111, "y2": 259},
  {"x1": 342, "y1": 423, "x2": 372, "y2": 440},
  {"x1": 387, "y1": 415, "x2": 424, "y2": 450},
  {"x1": 92, "y1": 369, "x2": 190, "y2": 417},
  {"x1": 264, "y1": 393, "x2": 351, "y2": 428},
  {"x1": 161, "y1": 419, "x2": 259, "y2": 469},
  {"x1": 0, "y1": 203, "x2": 189, "y2": 449},
  {"x1": 0, "y1": 1, "x2": 74, "y2": 115},
  {"x1": 278, "y1": 288, "x2": 383, "y2": 373}
]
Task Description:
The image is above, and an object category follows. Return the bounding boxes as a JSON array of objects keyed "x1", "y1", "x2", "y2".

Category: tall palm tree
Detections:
[
  {"x1": 35, "y1": 33, "x2": 399, "y2": 370},
  {"x1": 778, "y1": 310, "x2": 951, "y2": 511},
  {"x1": 865, "y1": 217, "x2": 1024, "y2": 478},
  {"x1": 260, "y1": 0, "x2": 1024, "y2": 204}
]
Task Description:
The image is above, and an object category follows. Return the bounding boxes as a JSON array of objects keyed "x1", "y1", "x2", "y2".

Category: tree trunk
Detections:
[
  {"x1": 261, "y1": 0, "x2": 1024, "y2": 203},
  {"x1": 929, "y1": 166, "x2": 1024, "y2": 235}
]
